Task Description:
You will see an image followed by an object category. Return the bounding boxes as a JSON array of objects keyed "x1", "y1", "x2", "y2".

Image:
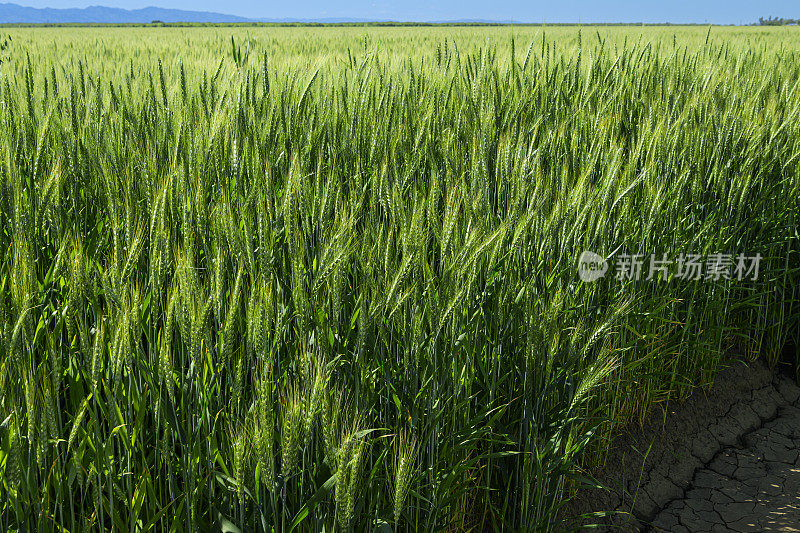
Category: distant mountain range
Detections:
[
  {"x1": 0, "y1": 3, "x2": 254, "y2": 23},
  {"x1": 0, "y1": 3, "x2": 519, "y2": 24}
]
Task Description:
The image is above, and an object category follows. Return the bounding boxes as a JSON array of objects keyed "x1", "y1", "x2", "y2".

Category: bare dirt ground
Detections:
[
  {"x1": 648, "y1": 401, "x2": 800, "y2": 532},
  {"x1": 563, "y1": 357, "x2": 800, "y2": 531}
]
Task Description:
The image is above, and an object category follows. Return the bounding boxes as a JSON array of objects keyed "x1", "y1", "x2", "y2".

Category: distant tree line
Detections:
[
  {"x1": 758, "y1": 16, "x2": 798, "y2": 26},
  {"x1": 0, "y1": 21, "x2": 743, "y2": 28},
  {"x1": 1, "y1": 20, "x2": 797, "y2": 28}
]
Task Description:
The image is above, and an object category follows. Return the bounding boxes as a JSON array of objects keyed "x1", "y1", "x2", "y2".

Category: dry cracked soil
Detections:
[
  {"x1": 649, "y1": 402, "x2": 800, "y2": 532},
  {"x1": 563, "y1": 357, "x2": 800, "y2": 532}
]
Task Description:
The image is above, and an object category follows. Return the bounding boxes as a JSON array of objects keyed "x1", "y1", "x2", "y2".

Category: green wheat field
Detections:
[{"x1": 0, "y1": 25, "x2": 798, "y2": 531}]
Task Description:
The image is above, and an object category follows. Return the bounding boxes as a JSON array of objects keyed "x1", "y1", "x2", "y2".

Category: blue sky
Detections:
[{"x1": 8, "y1": 0, "x2": 799, "y2": 24}]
